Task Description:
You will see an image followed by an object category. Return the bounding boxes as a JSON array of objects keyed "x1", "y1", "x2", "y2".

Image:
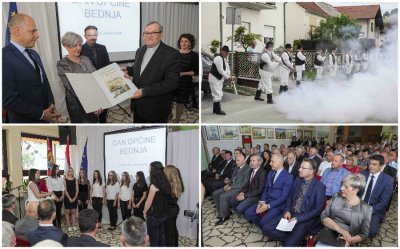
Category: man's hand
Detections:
[
  {"x1": 256, "y1": 201, "x2": 268, "y2": 214},
  {"x1": 94, "y1": 108, "x2": 104, "y2": 116},
  {"x1": 223, "y1": 185, "x2": 231, "y2": 192},
  {"x1": 283, "y1": 211, "x2": 291, "y2": 220},
  {"x1": 131, "y1": 89, "x2": 143, "y2": 99},
  {"x1": 42, "y1": 105, "x2": 61, "y2": 122}
]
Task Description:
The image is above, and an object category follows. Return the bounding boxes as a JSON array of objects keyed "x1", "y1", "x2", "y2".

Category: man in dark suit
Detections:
[
  {"x1": 201, "y1": 147, "x2": 224, "y2": 182},
  {"x1": 295, "y1": 146, "x2": 309, "y2": 164},
  {"x1": 284, "y1": 151, "x2": 300, "y2": 179},
  {"x1": 263, "y1": 158, "x2": 326, "y2": 246},
  {"x1": 65, "y1": 209, "x2": 109, "y2": 247},
  {"x1": 361, "y1": 155, "x2": 394, "y2": 238},
  {"x1": 229, "y1": 154, "x2": 266, "y2": 215},
  {"x1": 2, "y1": 194, "x2": 18, "y2": 225},
  {"x1": 244, "y1": 154, "x2": 294, "y2": 229},
  {"x1": 204, "y1": 151, "x2": 235, "y2": 195},
  {"x1": 130, "y1": 21, "x2": 180, "y2": 123},
  {"x1": 28, "y1": 200, "x2": 68, "y2": 246},
  {"x1": 3, "y1": 14, "x2": 60, "y2": 123},
  {"x1": 213, "y1": 152, "x2": 251, "y2": 225},
  {"x1": 308, "y1": 146, "x2": 321, "y2": 168},
  {"x1": 81, "y1": 25, "x2": 111, "y2": 123},
  {"x1": 381, "y1": 151, "x2": 397, "y2": 179}
]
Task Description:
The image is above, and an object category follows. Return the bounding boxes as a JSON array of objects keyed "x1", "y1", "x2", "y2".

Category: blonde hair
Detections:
[
  {"x1": 107, "y1": 171, "x2": 118, "y2": 186},
  {"x1": 120, "y1": 171, "x2": 131, "y2": 187},
  {"x1": 164, "y1": 165, "x2": 184, "y2": 199}
]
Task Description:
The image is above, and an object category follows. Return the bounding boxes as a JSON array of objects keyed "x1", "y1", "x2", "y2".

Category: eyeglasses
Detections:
[{"x1": 143, "y1": 31, "x2": 161, "y2": 36}]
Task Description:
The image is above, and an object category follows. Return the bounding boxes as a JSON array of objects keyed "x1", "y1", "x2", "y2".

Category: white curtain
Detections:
[{"x1": 70, "y1": 126, "x2": 198, "y2": 238}]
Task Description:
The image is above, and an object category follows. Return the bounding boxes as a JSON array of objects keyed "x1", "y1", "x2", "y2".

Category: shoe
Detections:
[
  {"x1": 266, "y1": 94, "x2": 274, "y2": 104},
  {"x1": 215, "y1": 216, "x2": 230, "y2": 226},
  {"x1": 296, "y1": 80, "x2": 301, "y2": 86},
  {"x1": 278, "y1": 86, "x2": 284, "y2": 94},
  {"x1": 213, "y1": 102, "x2": 226, "y2": 115},
  {"x1": 254, "y1": 90, "x2": 264, "y2": 101},
  {"x1": 68, "y1": 227, "x2": 73, "y2": 232},
  {"x1": 284, "y1": 86, "x2": 288, "y2": 92},
  {"x1": 107, "y1": 226, "x2": 116, "y2": 230}
]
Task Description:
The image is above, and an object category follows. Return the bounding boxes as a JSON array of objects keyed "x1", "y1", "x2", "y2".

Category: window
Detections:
[
  {"x1": 241, "y1": 22, "x2": 251, "y2": 33},
  {"x1": 21, "y1": 134, "x2": 65, "y2": 181},
  {"x1": 264, "y1": 25, "x2": 275, "y2": 44},
  {"x1": 371, "y1": 22, "x2": 374, "y2": 32}
]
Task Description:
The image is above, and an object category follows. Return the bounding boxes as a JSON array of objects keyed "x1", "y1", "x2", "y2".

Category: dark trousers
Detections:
[
  {"x1": 165, "y1": 205, "x2": 180, "y2": 247},
  {"x1": 229, "y1": 196, "x2": 259, "y2": 215},
  {"x1": 78, "y1": 198, "x2": 88, "y2": 212},
  {"x1": 98, "y1": 108, "x2": 108, "y2": 123},
  {"x1": 107, "y1": 200, "x2": 118, "y2": 227},
  {"x1": 92, "y1": 197, "x2": 103, "y2": 223},
  {"x1": 133, "y1": 115, "x2": 168, "y2": 124},
  {"x1": 133, "y1": 200, "x2": 145, "y2": 220},
  {"x1": 120, "y1": 200, "x2": 131, "y2": 221},
  {"x1": 147, "y1": 215, "x2": 167, "y2": 247},
  {"x1": 53, "y1": 191, "x2": 63, "y2": 228}
]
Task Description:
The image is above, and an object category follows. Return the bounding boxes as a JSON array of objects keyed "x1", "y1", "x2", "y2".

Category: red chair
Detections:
[{"x1": 16, "y1": 236, "x2": 30, "y2": 247}]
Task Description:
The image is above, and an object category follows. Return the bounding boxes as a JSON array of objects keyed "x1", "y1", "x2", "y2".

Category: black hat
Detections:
[
  {"x1": 285, "y1": 44, "x2": 292, "y2": 49},
  {"x1": 221, "y1": 46, "x2": 230, "y2": 52}
]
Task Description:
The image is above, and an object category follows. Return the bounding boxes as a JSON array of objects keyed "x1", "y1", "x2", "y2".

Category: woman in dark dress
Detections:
[
  {"x1": 77, "y1": 168, "x2": 90, "y2": 212},
  {"x1": 64, "y1": 167, "x2": 78, "y2": 231},
  {"x1": 164, "y1": 165, "x2": 184, "y2": 247},
  {"x1": 143, "y1": 161, "x2": 171, "y2": 246},
  {"x1": 172, "y1": 33, "x2": 199, "y2": 123},
  {"x1": 262, "y1": 150, "x2": 272, "y2": 173},
  {"x1": 132, "y1": 171, "x2": 148, "y2": 220}
]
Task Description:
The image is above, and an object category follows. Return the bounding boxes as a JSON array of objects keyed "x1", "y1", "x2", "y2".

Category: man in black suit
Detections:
[
  {"x1": 81, "y1": 25, "x2": 111, "y2": 123},
  {"x1": 201, "y1": 147, "x2": 224, "y2": 181},
  {"x1": 284, "y1": 151, "x2": 300, "y2": 179},
  {"x1": 381, "y1": 151, "x2": 397, "y2": 179},
  {"x1": 2, "y1": 194, "x2": 18, "y2": 225},
  {"x1": 308, "y1": 147, "x2": 321, "y2": 168},
  {"x1": 130, "y1": 21, "x2": 180, "y2": 123},
  {"x1": 65, "y1": 209, "x2": 109, "y2": 247},
  {"x1": 204, "y1": 151, "x2": 235, "y2": 195},
  {"x1": 3, "y1": 13, "x2": 60, "y2": 123},
  {"x1": 295, "y1": 146, "x2": 309, "y2": 164},
  {"x1": 120, "y1": 216, "x2": 149, "y2": 247},
  {"x1": 28, "y1": 200, "x2": 68, "y2": 246}
]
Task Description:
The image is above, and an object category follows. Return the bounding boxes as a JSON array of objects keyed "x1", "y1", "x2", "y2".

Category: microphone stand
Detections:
[{"x1": 10, "y1": 185, "x2": 24, "y2": 218}]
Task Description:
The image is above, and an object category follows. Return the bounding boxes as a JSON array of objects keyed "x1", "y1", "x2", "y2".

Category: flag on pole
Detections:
[
  {"x1": 47, "y1": 138, "x2": 55, "y2": 176},
  {"x1": 65, "y1": 135, "x2": 71, "y2": 169},
  {"x1": 80, "y1": 137, "x2": 88, "y2": 174},
  {"x1": 5, "y1": 2, "x2": 18, "y2": 45}
]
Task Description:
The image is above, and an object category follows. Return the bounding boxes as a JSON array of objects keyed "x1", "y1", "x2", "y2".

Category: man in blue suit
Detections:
[
  {"x1": 3, "y1": 13, "x2": 60, "y2": 123},
  {"x1": 263, "y1": 158, "x2": 326, "y2": 246},
  {"x1": 28, "y1": 200, "x2": 68, "y2": 246},
  {"x1": 244, "y1": 153, "x2": 293, "y2": 229},
  {"x1": 361, "y1": 155, "x2": 394, "y2": 238}
]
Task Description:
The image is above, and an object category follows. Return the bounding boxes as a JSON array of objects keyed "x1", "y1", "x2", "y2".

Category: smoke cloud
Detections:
[{"x1": 275, "y1": 26, "x2": 398, "y2": 123}]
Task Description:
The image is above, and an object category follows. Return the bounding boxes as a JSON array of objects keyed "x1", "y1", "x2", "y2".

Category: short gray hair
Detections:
[
  {"x1": 61, "y1": 32, "x2": 83, "y2": 47},
  {"x1": 250, "y1": 153, "x2": 262, "y2": 162},
  {"x1": 272, "y1": 153, "x2": 284, "y2": 164},
  {"x1": 2, "y1": 221, "x2": 15, "y2": 247},
  {"x1": 145, "y1": 21, "x2": 163, "y2": 32},
  {"x1": 33, "y1": 239, "x2": 63, "y2": 247},
  {"x1": 342, "y1": 173, "x2": 366, "y2": 194},
  {"x1": 121, "y1": 216, "x2": 147, "y2": 246},
  {"x1": 2, "y1": 194, "x2": 16, "y2": 209}
]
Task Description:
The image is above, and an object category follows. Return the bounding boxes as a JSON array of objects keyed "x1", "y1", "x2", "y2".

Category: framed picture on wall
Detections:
[
  {"x1": 275, "y1": 128, "x2": 286, "y2": 139},
  {"x1": 219, "y1": 126, "x2": 240, "y2": 140},
  {"x1": 267, "y1": 128, "x2": 274, "y2": 139},
  {"x1": 240, "y1": 126, "x2": 252, "y2": 135},
  {"x1": 205, "y1": 126, "x2": 220, "y2": 140},
  {"x1": 318, "y1": 131, "x2": 329, "y2": 139},
  {"x1": 252, "y1": 127, "x2": 266, "y2": 139},
  {"x1": 286, "y1": 129, "x2": 296, "y2": 139}
]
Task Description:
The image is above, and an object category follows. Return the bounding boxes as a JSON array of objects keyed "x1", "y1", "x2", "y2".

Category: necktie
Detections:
[
  {"x1": 270, "y1": 171, "x2": 277, "y2": 187},
  {"x1": 25, "y1": 49, "x2": 41, "y2": 77},
  {"x1": 89, "y1": 45, "x2": 98, "y2": 67},
  {"x1": 250, "y1": 170, "x2": 256, "y2": 183},
  {"x1": 364, "y1": 175, "x2": 374, "y2": 203}
]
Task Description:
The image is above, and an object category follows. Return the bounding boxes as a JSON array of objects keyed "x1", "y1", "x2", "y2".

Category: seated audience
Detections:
[
  {"x1": 27, "y1": 200, "x2": 68, "y2": 246},
  {"x1": 263, "y1": 159, "x2": 326, "y2": 246},
  {"x1": 361, "y1": 155, "x2": 394, "y2": 238},
  {"x1": 2, "y1": 221, "x2": 16, "y2": 247},
  {"x1": 380, "y1": 151, "x2": 397, "y2": 179},
  {"x1": 213, "y1": 152, "x2": 251, "y2": 225},
  {"x1": 65, "y1": 209, "x2": 109, "y2": 246},
  {"x1": 343, "y1": 155, "x2": 361, "y2": 173},
  {"x1": 389, "y1": 150, "x2": 398, "y2": 169},
  {"x1": 244, "y1": 154, "x2": 293, "y2": 233},
  {"x1": 120, "y1": 216, "x2": 149, "y2": 247},
  {"x1": 317, "y1": 149, "x2": 334, "y2": 176},
  {"x1": 201, "y1": 147, "x2": 224, "y2": 181},
  {"x1": 15, "y1": 201, "x2": 39, "y2": 239},
  {"x1": 229, "y1": 154, "x2": 267, "y2": 215},
  {"x1": 317, "y1": 174, "x2": 372, "y2": 246},
  {"x1": 2, "y1": 194, "x2": 19, "y2": 225},
  {"x1": 283, "y1": 151, "x2": 300, "y2": 178},
  {"x1": 308, "y1": 147, "x2": 322, "y2": 168},
  {"x1": 204, "y1": 151, "x2": 235, "y2": 196},
  {"x1": 321, "y1": 154, "x2": 350, "y2": 199}
]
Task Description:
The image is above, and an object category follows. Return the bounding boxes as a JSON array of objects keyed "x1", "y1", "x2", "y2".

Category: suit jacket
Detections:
[
  {"x1": 284, "y1": 161, "x2": 300, "y2": 179},
  {"x1": 382, "y1": 164, "x2": 397, "y2": 179},
  {"x1": 81, "y1": 43, "x2": 111, "y2": 70},
  {"x1": 27, "y1": 225, "x2": 68, "y2": 246},
  {"x1": 65, "y1": 234, "x2": 110, "y2": 247},
  {"x1": 244, "y1": 167, "x2": 267, "y2": 198},
  {"x1": 230, "y1": 164, "x2": 251, "y2": 191},
  {"x1": 245, "y1": 155, "x2": 251, "y2": 165},
  {"x1": 208, "y1": 154, "x2": 224, "y2": 172},
  {"x1": 285, "y1": 177, "x2": 326, "y2": 224},
  {"x1": 261, "y1": 168, "x2": 293, "y2": 209},
  {"x1": 3, "y1": 43, "x2": 54, "y2": 123},
  {"x1": 130, "y1": 42, "x2": 180, "y2": 122},
  {"x1": 219, "y1": 160, "x2": 236, "y2": 179},
  {"x1": 309, "y1": 155, "x2": 322, "y2": 167},
  {"x1": 361, "y1": 171, "x2": 393, "y2": 216},
  {"x1": 2, "y1": 209, "x2": 18, "y2": 225}
]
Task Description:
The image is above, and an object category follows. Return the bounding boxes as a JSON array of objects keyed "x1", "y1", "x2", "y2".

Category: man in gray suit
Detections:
[{"x1": 212, "y1": 152, "x2": 251, "y2": 225}]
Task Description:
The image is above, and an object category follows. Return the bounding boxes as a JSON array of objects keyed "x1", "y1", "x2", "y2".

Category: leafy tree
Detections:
[
  {"x1": 383, "y1": 11, "x2": 390, "y2": 17},
  {"x1": 209, "y1": 40, "x2": 221, "y2": 55},
  {"x1": 390, "y1": 8, "x2": 398, "y2": 15},
  {"x1": 22, "y1": 153, "x2": 35, "y2": 170},
  {"x1": 227, "y1": 26, "x2": 262, "y2": 51},
  {"x1": 310, "y1": 14, "x2": 361, "y2": 43}
]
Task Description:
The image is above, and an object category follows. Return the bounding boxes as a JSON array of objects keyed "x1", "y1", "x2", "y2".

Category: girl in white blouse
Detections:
[
  {"x1": 47, "y1": 165, "x2": 64, "y2": 228},
  {"x1": 27, "y1": 168, "x2": 51, "y2": 202},
  {"x1": 118, "y1": 171, "x2": 132, "y2": 221},
  {"x1": 105, "y1": 170, "x2": 120, "y2": 230},
  {"x1": 90, "y1": 170, "x2": 105, "y2": 228}
]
